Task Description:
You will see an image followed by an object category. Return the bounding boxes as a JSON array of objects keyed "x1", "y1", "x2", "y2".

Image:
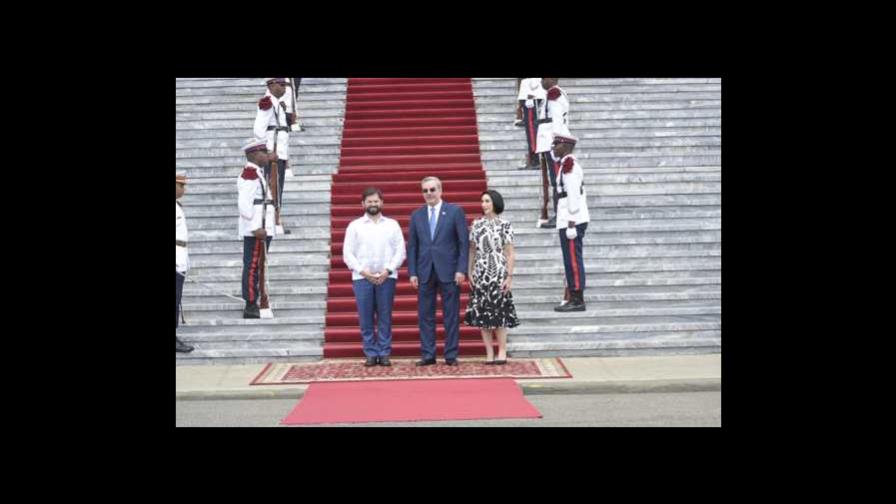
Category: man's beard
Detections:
[{"x1": 366, "y1": 206, "x2": 381, "y2": 215}]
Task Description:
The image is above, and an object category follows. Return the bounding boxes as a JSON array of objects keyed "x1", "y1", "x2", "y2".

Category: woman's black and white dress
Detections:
[{"x1": 464, "y1": 217, "x2": 520, "y2": 329}]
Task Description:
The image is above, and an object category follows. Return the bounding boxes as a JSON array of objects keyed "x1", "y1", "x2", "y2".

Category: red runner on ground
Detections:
[{"x1": 280, "y1": 378, "x2": 542, "y2": 425}]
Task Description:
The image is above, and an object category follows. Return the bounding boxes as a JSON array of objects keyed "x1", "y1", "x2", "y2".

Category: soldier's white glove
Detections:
[
  {"x1": 525, "y1": 99, "x2": 534, "y2": 108},
  {"x1": 566, "y1": 227, "x2": 578, "y2": 240}
]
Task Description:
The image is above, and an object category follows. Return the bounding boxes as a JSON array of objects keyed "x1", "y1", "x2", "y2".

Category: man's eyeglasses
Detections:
[{"x1": 422, "y1": 188, "x2": 438, "y2": 193}]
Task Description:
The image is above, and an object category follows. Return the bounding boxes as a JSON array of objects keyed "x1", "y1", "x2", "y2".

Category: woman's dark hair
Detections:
[
  {"x1": 481, "y1": 190, "x2": 505, "y2": 215},
  {"x1": 361, "y1": 187, "x2": 383, "y2": 201}
]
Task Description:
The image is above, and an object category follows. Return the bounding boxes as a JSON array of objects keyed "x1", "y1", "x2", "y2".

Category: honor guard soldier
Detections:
[
  {"x1": 253, "y1": 77, "x2": 291, "y2": 233},
  {"x1": 551, "y1": 134, "x2": 589, "y2": 313},
  {"x1": 535, "y1": 77, "x2": 571, "y2": 229},
  {"x1": 176, "y1": 171, "x2": 194, "y2": 353},
  {"x1": 238, "y1": 139, "x2": 278, "y2": 319},
  {"x1": 517, "y1": 77, "x2": 546, "y2": 170}
]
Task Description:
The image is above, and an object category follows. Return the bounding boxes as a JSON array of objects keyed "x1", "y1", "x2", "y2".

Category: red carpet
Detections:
[
  {"x1": 280, "y1": 378, "x2": 542, "y2": 425},
  {"x1": 325, "y1": 78, "x2": 489, "y2": 358}
]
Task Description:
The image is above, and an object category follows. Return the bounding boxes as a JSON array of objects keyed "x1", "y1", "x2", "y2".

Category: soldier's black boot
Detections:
[
  {"x1": 243, "y1": 302, "x2": 260, "y2": 319},
  {"x1": 176, "y1": 337, "x2": 194, "y2": 353},
  {"x1": 553, "y1": 288, "x2": 570, "y2": 311},
  {"x1": 556, "y1": 290, "x2": 586, "y2": 312},
  {"x1": 539, "y1": 216, "x2": 556, "y2": 229}
]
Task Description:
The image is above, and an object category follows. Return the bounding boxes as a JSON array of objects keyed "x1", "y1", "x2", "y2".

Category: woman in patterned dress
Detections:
[{"x1": 464, "y1": 190, "x2": 519, "y2": 364}]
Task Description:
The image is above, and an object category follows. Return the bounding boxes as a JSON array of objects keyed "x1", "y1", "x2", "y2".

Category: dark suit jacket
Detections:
[{"x1": 407, "y1": 201, "x2": 469, "y2": 284}]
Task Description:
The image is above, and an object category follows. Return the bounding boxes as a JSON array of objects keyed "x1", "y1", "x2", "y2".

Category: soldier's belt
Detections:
[
  {"x1": 535, "y1": 118, "x2": 552, "y2": 125},
  {"x1": 176, "y1": 240, "x2": 188, "y2": 247},
  {"x1": 557, "y1": 189, "x2": 584, "y2": 198},
  {"x1": 266, "y1": 126, "x2": 290, "y2": 132},
  {"x1": 253, "y1": 199, "x2": 275, "y2": 205}
]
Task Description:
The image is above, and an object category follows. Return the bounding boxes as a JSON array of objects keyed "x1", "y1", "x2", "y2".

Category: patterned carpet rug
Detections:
[{"x1": 251, "y1": 358, "x2": 571, "y2": 385}]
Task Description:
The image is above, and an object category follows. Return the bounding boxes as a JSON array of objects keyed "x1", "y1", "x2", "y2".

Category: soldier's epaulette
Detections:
[
  {"x1": 258, "y1": 96, "x2": 272, "y2": 111},
  {"x1": 547, "y1": 87, "x2": 561, "y2": 101},
  {"x1": 561, "y1": 155, "x2": 576, "y2": 173},
  {"x1": 241, "y1": 166, "x2": 259, "y2": 180}
]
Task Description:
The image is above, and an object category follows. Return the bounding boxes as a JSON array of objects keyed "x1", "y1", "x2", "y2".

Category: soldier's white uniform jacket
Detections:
[
  {"x1": 536, "y1": 85, "x2": 571, "y2": 153},
  {"x1": 237, "y1": 162, "x2": 277, "y2": 238},
  {"x1": 176, "y1": 201, "x2": 190, "y2": 274},
  {"x1": 555, "y1": 154, "x2": 590, "y2": 228},
  {"x1": 253, "y1": 90, "x2": 290, "y2": 160}
]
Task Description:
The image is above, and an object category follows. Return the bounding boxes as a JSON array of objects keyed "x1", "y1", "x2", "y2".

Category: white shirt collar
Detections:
[{"x1": 360, "y1": 212, "x2": 389, "y2": 224}]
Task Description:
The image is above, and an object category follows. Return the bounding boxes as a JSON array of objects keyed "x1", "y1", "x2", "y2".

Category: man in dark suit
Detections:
[{"x1": 407, "y1": 177, "x2": 470, "y2": 366}]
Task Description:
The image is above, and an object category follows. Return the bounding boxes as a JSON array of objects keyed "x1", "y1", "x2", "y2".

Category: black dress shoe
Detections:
[
  {"x1": 379, "y1": 357, "x2": 392, "y2": 366},
  {"x1": 243, "y1": 303, "x2": 260, "y2": 319},
  {"x1": 493, "y1": 359, "x2": 507, "y2": 365},
  {"x1": 445, "y1": 359, "x2": 459, "y2": 366},
  {"x1": 484, "y1": 360, "x2": 496, "y2": 365},
  {"x1": 175, "y1": 337, "x2": 194, "y2": 353},
  {"x1": 364, "y1": 356, "x2": 379, "y2": 367},
  {"x1": 539, "y1": 217, "x2": 556, "y2": 228},
  {"x1": 415, "y1": 358, "x2": 436, "y2": 366}
]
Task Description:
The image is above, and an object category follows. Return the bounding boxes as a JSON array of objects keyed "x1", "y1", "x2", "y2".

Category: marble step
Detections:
[
  {"x1": 176, "y1": 145, "x2": 341, "y2": 158},
  {"x1": 479, "y1": 137, "x2": 721, "y2": 150},
  {"x1": 473, "y1": 83, "x2": 720, "y2": 95},
  {"x1": 174, "y1": 346, "x2": 323, "y2": 365},
  {"x1": 185, "y1": 227, "x2": 331, "y2": 242},
  {"x1": 186, "y1": 240, "x2": 330, "y2": 254},
  {"x1": 176, "y1": 136, "x2": 344, "y2": 149},
  {"x1": 477, "y1": 118, "x2": 722, "y2": 132},
  {"x1": 476, "y1": 100, "x2": 722, "y2": 117}
]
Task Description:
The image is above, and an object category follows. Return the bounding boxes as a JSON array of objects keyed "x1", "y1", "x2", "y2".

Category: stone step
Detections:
[
  {"x1": 182, "y1": 287, "x2": 328, "y2": 302},
  {"x1": 473, "y1": 83, "x2": 721, "y2": 95},
  {"x1": 175, "y1": 96, "x2": 347, "y2": 112},
  {"x1": 472, "y1": 77, "x2": 719, "y2": 86},
  {"x1": 508, "y1": 229, "x2": 720, "y2": 245},
  {"x1": 477, "y1": 118, "x2": 722, "y2": 131},
  {"x1": 176, "y1": 136, "x2": 344, "y2": 149},
  {"x1": 174, "y1": 337, "x2": 322, "y2": 351},
  {"x1": 509, "y1": 242, "x2": 721, "y2": 259},
  {"x1": 507, "y1": 336, "x2": 720, "y2": 357},
  {"x1": 175, "y1": 84, "x2": 349, "y2": 96},
  {"x1": 176, "y1": 166, "x2": 338, "y2": 178},
  {"x1": 175, "y1": 77, "x2": 346, "y2": 87},
  {"x1": 176, "y1": 145, "x2": 341, "y2": 158},
  {"x1": 495, "y1": 171, "x2": 721, "y2": 185},
  {"x1": 175, "y1": 127, "x2": 343, "y2": 140},
  {"x1": 175, "y1": 108, "x2": 350, "y2": 121},
  {"x1": 185, "y1": 216, "x2": 331, "y2": 230},
  {"x1": 479, "y1": 128, "x2": 721, "y2": 142},
  {"x1": 175, "y1": 116, "x2": 346, "y2": 130},
  {"x1": 477, "y1": 100, "x2": 721, "y2": 114},
  {"x1": 174, "y1": 346, "x2": 323, "y2": 365},
  {"x1": 480, "y1": 137, "x2": 720, "y2": 150},
  {"x1": 182, "y1": 204, "x2": 332, "y2": 218},
  {"x1": 186, "y1": 227, "x2": 332, "y2": 242},
  {"x1": 186, "y1": 240, "x2": 330, "y2": 254}
]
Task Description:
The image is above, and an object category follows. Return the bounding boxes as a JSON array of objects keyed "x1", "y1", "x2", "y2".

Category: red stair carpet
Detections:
[
  {"x1": 324, "y1": 78, "x2": 492, "y2": 359},
  {"x1": 280, "y1": 378, "x2": 542, "y2": 425}
]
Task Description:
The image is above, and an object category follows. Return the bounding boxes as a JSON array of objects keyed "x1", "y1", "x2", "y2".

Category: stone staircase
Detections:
[
  {"x1": 175, "y1": 78, "x2": 347, "y2": 364},
  {"x1": 472, "y1": 78, "x2": 721, "y2": 356}
]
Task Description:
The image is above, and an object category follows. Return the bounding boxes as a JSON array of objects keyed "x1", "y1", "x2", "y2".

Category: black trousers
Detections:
[
  {"x1": 242, "y1": 236, "x2": 273, "y2": 305},
  {"x1": 176, "y1": 271, "x2": 185, "y2": 329}
]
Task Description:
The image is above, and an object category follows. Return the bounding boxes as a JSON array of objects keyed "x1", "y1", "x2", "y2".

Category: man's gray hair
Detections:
[{"x1": 421, "y1": 176, "x2": 442, "y2": 190}]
